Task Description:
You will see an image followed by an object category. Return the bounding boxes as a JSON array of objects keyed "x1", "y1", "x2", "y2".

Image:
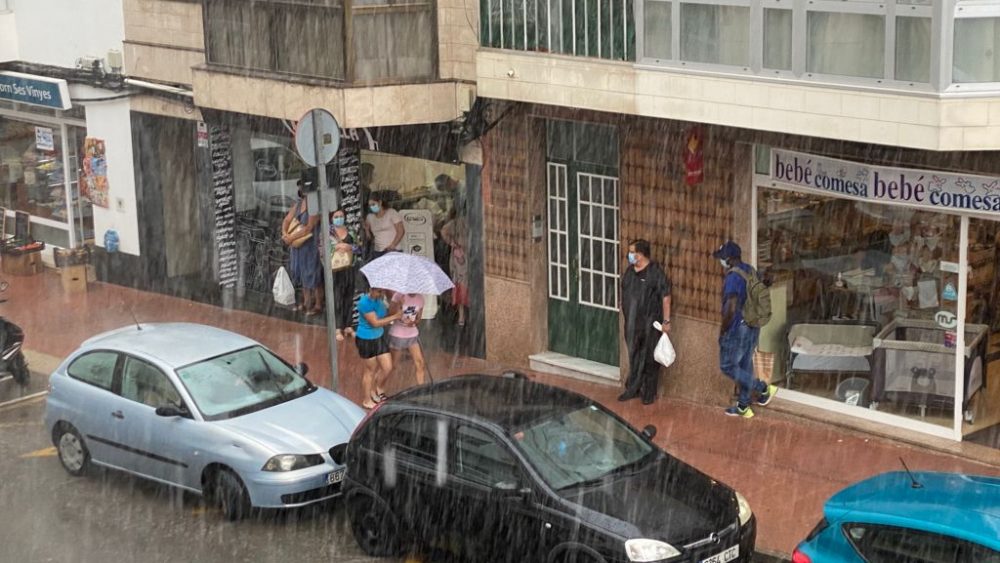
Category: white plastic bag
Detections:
[
  {"x1": 273, "y1": 266, "x2": 295, "y2": 306},
  {"x1": 651, "y1": 321, "x2": 675, "y2": 368}
]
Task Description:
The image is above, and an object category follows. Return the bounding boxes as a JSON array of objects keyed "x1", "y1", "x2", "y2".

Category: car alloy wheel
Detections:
[
  {"x1": 214, "y1": 469, "x2": 251, "y2": 521},
  {"x1": 55, "y1": 425, "x2": 89, "y2": 477},
  {"x1": 348, "y1": 494, "x2": 402, "y2": 557}
]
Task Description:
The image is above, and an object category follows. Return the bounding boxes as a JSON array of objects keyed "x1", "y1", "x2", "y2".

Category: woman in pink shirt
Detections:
[{"x1": 389, "y1": 292, "x2": 427, "y2": 386}]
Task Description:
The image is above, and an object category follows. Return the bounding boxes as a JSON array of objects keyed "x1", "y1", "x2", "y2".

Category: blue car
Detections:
[
  {"x1": 793, "y1": 471, "x2": 1000, "y2": 563},
  {"x1": 44, "y1": 323, "x2": 365, "y2": 519}
]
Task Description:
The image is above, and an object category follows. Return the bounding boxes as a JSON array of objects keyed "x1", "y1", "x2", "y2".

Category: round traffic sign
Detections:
[{"x1": 294, "y1": 108, "x2": 341, "y2": 167}]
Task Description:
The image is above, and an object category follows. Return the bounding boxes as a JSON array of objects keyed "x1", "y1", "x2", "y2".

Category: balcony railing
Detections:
[{"x1": 480, "y1": 0, "x2": 636, "y2": 61}]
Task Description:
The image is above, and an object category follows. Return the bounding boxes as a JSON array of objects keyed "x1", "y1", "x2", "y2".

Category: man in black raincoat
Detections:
[{"x1": 619, "y1": 239, "x2": 672, "y2": 404}]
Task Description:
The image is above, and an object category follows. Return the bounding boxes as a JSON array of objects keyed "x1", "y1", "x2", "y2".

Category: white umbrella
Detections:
[{"x1": 360, "y1": 252, "x2": 455, "y2": 295}]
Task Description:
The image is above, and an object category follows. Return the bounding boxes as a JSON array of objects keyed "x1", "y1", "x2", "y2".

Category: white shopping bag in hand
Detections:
[
  {"x1": 651, "y1": 321, "x2": 675, "y2": 368},
  {"x1": 273, "y1": 266, "x2": 295, "y2": 306}
]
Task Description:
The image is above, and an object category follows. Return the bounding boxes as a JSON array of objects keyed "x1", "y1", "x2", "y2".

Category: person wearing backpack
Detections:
[{"x1": 713, "y1": 241, "x2": 777, "y2": 418}]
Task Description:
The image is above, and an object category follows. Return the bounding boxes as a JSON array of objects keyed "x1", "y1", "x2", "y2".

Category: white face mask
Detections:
[
  {"x1": 889, "y1": 231, "x2": 911, "y2": 246},
  {"x1": 719, "y1": 259, "x2": 730, "y2": 269},
  {"x1": 925, "y1": 236, "x2": 940, "y2": 250}
]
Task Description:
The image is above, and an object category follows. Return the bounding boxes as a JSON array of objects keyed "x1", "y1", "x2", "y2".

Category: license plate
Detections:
[
  {"x1": 327, "y1": 468, "x2": 346, "y2": 485},
  {"x1": 701, "y1": 545, "x2": 739, "y2": 563}
]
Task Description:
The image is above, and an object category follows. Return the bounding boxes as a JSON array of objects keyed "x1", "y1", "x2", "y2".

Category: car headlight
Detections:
[
  {"x1": 625, "y1": 539, "x2": 681, "y2": 562},
  {"x1": 262, "y1": 454, "x2": 324, "y2": 472},
  {"x1": 736, "y1": 491, "x2": 753, "y2": 526}
]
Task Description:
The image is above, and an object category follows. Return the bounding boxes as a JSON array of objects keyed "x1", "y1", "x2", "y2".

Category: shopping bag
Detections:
[
  {"x1": 651, "y1": 321, "x2": 675, "y2": 368},
  {"x1": 273, "y1": 266, "x2": 295, "y2": 306}
]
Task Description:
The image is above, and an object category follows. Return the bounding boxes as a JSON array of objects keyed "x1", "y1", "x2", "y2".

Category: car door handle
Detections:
[{"x1": 111, "y1": 410, "x2": 124, "y2": 419}]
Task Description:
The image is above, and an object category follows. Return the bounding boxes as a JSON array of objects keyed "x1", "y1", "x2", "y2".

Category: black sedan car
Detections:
[{"x1": 344, "y1": 373, "x2": 756, "y2": 563}]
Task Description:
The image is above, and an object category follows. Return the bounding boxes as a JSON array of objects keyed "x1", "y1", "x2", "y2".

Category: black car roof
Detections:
[{"x1": 388, "y1": 374, "x2": 594, "y2": 431}]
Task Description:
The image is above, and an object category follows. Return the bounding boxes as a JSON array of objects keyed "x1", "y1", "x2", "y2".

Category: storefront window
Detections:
[
  {"x1": 757, "y1": 188, "x2": 964, "y2": 428},
  {"x1": 806, "y1": 12, "x2": 885, "y2": 79},
  {"x1": 0, "y1": 117, "x2": 89, "y2": 247}
]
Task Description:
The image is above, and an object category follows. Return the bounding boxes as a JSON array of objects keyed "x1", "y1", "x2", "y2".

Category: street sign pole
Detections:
[{"x1": 295, "y1": 108, "x2": 341, "y2": 391}]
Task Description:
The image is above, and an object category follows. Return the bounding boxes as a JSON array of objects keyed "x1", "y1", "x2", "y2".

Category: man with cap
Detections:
[{"x1": 714, "y1": 241, "x2": 776, "y2": 418}]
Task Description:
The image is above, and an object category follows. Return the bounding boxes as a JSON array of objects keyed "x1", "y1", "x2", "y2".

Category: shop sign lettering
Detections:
[
  {"x1": 770, "y1": 149, "x2": 1000, "y2": 217},
  {"x1": 209, "y1": 125, "x2": 238, "y2": 290},
  {"x1": 935, "y1": 311, "x2": 958, "y2": 329},
  {"x1": 0, "y1": 72, "x2": 71, "y2": 110}
]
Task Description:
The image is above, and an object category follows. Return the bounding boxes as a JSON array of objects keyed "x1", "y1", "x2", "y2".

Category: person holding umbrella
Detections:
[
  {"x1": 359, "y1": 252, "x2": 455, "y2": 395},
  {"x1": 389, "y1": 292, "x2": 427, "y2": 386},
  {"x1": 356, "y1": 286, "x2": 402, "y2": 409}
]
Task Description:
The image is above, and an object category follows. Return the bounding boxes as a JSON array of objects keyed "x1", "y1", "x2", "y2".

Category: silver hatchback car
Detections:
[{"x1": 44, "y1": 323, "x2": 365, "y2": 519}]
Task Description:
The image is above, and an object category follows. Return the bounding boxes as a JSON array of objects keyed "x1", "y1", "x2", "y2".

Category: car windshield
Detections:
[
  {"x1": 510, "y1": 405, "x2": 655, "y2": 491},
  {"x1": 175, "y1": 346, "x2": 314, "y2": 420}
]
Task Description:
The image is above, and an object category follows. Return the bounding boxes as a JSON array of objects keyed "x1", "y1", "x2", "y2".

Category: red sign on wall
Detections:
[{"x1": 684, "y1": 126, "x2": 704, "y2": 186}]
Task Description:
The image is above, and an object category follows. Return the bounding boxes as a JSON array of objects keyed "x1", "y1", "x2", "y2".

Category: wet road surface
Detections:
[{"x1": 0, "y1": 385, "x2": 395, "y2": 563}]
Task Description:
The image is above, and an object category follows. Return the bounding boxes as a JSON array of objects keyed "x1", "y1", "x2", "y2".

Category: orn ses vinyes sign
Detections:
[
  {"x1": 0, "y1": 72, "x2": 72, "y2": 110},
  {"x1": 769, "y1": 149, "x2": 1000, "y2": 217}
]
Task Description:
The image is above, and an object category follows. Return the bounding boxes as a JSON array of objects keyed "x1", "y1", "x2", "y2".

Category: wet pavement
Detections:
[
  {"x1": 2, "y1": 272, "x2": 999, "y2": 559},
  {"x1": 0, "y1": 397, "x2": 394, "y2": 563}
]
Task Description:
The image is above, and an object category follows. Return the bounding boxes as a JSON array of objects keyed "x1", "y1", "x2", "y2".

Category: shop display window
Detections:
[
  {"x1": 0, "y1": 118, "x2": 91, "y2": 247},
  {"x1": 757, "y1": 188, "x2": 970, "y2": 427}
]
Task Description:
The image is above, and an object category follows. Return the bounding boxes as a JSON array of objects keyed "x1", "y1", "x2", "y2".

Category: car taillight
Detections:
[{"x1": 791, "y1": 548, "x2": 812, "y2": 563}]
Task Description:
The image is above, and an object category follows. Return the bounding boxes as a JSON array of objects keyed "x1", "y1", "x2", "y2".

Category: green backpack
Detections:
[{"x1": 733, "y1": 266, "x2": 772, "y2": 328}]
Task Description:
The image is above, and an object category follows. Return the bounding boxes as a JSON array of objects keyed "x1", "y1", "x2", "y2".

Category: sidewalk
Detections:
[{"x1": 9, "y1": 273, "x2": 1000, "y2": 557}]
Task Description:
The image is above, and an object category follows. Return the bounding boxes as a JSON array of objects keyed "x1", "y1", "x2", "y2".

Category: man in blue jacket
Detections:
[{"x1": 714, "y1": 241, "x2": 776, "y2": 418}]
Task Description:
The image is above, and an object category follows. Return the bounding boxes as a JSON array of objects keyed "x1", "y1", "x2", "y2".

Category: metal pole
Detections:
[{"x1": 313, "y1": 110, "x2": 340, "y2": 391}]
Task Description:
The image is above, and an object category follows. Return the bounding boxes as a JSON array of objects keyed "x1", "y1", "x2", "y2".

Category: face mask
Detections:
[
  {"x1": 332, "y1": 217, "x2": 345, "y2": 227},
  {"x1": 627, "y1": 252, "x2": 637, "y2": 265},
  {"x1": 912, "y1": 235, "x2": 924, "y2": 248},
  {"x1": 919, "y1": 258, "x2": 937, "y2": 273},
  {"x1": 891, "y1": 255, "x2": 910, "y2": 271},
  {"x1": 889, "y1": 231, "x2": 910, "y2": 246},
  {"x1": 719, "y1": 258, "x2": 730, "y2": 269},
  {"x1": 369, "y1": 204, "x2": 381, "y2": 213},
  {"x1": 925, "y1": 236, "x2": 940, "y2": 250}
]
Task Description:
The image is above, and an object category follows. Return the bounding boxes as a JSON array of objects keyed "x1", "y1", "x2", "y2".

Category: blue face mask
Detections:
[
  {"x1": 332, "y1": 217, "x2": 345, "y2": 227},
  {"x1": 627, "y1": 252, "x2": 637, "y2": 265},
  {"x1": 369, "y1": 204, "x2": 381, "y2": 213}
]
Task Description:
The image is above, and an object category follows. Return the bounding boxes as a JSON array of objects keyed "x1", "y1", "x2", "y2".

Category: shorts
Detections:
[
  {"x1": 356, "y1": 335, "x2": 389, "y2": 359},
  {"x1": 389, "y1": 334, "x2": 420, "y2": 350}
]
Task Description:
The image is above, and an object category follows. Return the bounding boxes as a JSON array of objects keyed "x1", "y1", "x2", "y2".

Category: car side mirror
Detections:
[
  {"x1": 641, "y1": 425, "x2": 658, "y2": 440},
  {"x1": 155, "y1": 404, "x2": 188, "y2": 418},
  {"x1": 296, "y1": 362, "x2": 309, "y2": 376}
]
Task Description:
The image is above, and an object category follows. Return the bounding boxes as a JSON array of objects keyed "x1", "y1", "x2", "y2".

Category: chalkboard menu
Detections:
[
  {"x1": 337, "y1": 144, "x2": 362, "y2": 233},
  {"x1": 210, "y1": 125, "x2": 238, "y2": 289}
]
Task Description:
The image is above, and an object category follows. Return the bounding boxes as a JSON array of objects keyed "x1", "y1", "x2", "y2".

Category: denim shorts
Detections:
[{"x1": 389, "y1": 335, "x2": 420, "y2": 350}]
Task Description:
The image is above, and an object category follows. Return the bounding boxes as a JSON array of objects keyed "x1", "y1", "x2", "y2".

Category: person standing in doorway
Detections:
[
  {"x1": 356, "y1": 287, "x2": 402, "y2": 409},
  {"x1": 365, "y1": 193, "x2": 404, "y2": 259},
  {"x1": 441, "y1": 205, "x2": 470, "y2": 327},
  {"x1": 619, "y1": 239, "x2": 671, "y2": 405},
  {"x1": 389, "y1": 292, "x2": 428, "y2": 386},
  {"x1": 281, "y1": 180, "x2": 323, "y2": 315},
  {"x1": 329, "y1": 208, "x2": 358, "y2": 341},
  {"x1": 714, "y1": 241, "x2": 777, "y2": 418}
]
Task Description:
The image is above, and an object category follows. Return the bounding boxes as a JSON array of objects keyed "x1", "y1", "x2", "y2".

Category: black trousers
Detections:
[
  {"x1": 332, "y1": 267, "x2": 356, "y2": 330},
  {"x1": 624, "y1": 326, "x2": 660, "y2": 401}
]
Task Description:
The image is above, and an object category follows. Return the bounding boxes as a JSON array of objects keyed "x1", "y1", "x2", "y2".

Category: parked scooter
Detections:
[{"x1": 0, "y1": 282, "x2": 28, "y2": 386}]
